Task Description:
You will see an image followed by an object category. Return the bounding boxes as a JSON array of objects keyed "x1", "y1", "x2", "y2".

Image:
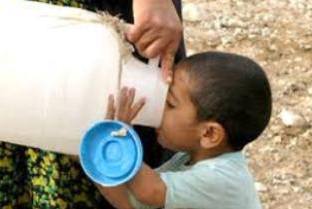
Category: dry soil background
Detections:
[{"x1": 181, "y1": 0, "x2": 312, "y2": 208}]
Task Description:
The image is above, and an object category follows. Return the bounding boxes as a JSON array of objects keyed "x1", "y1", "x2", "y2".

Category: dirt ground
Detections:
[{"x1": 181, "y1": 0, "x2": 312, "y2": 208}]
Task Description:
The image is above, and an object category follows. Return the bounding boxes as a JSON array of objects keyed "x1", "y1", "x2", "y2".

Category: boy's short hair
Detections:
[{"x1": 180, "y1": 51, "x2": 272, "y2": 150}]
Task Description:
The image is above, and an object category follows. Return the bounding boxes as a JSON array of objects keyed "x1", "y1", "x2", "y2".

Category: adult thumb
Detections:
[{"x1": 161, "y1": 50, "x2": 175, "y2": 83}]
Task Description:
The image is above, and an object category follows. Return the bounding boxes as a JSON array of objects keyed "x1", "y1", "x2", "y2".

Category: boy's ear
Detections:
[{"x1": 199, "y1": 122, "x2": 226, "y2": 149}]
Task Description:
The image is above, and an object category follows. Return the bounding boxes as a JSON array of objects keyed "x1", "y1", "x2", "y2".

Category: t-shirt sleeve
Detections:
[
  {"x1": 128, "y1": 153, "x2": 186, "y2": 209},
  {"x1": 160, "y1": 166, "x2": 232, "y2": 209},
  {"x1": 128, "y1": 191, "x2": 157, "y2": 209}
]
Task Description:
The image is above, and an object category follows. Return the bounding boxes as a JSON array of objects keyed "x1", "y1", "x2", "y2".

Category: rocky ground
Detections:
[{"x1": 181, "y1": 0, "x2": 312, "y2": 208}]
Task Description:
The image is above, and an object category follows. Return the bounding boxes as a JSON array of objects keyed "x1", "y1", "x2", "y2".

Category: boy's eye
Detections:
[{"x1": 166, "y1": 101, "x2": 175, "y2": 109}]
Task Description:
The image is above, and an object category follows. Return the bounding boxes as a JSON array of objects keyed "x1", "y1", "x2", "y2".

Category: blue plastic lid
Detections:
[{"x1": 79, "y1": 120, "x2": 143, "y2": 187}]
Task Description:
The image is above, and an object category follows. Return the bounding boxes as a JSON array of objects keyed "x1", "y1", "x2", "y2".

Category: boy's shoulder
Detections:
[
  {"x1": 159, "y1": 151, "x2": 253, "y2": 184},
  {"x1": 195, "y1": 151, "x2": 252, "y2": 184},
  {"x1": 164, "y1": 151, "x2": 258, "y2": 197},
  {"x1": 161, "y1": 151, "x2": 247, "y2": 169},
  {"x1": 157, "y1": 152, "x2": 262, "y2": 209},
  {"x1": 196, "y1": 151, "x2": 247, "y2": 169}
]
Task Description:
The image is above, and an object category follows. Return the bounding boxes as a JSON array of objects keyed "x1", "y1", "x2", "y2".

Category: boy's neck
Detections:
[{"x1": 188, "y1": 145, "x2": 234, "y2": 165}]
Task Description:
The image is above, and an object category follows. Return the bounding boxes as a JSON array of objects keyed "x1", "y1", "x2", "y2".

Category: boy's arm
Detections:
[
  {"x1": 95, "y1": 88, "x2": 148, "y2": 209},
  {"x1": 96, "y1": 184, "x2": 134, "y2": 209},
  {"x1": 127, "y1": 163, "x2": 166, "y2": 207},
  {"x1": 97, "y1": 88, "x2": 166, "y2": 208},
  {"x1": 95, "y1": 163, "x2": 166, "y2": 209}
]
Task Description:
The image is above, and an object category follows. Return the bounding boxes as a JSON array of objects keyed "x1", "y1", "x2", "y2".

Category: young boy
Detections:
[{"x1": 96, "y1": 51, "x2": 272, "y2": 209}]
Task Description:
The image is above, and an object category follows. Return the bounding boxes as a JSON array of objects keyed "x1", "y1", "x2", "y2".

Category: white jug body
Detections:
[{"x1": 0, "y1": 0, "x2": 168, "y2": 154}]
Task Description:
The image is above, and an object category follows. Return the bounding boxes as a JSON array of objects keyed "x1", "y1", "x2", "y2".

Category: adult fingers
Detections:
[
  {"x1": 135, "y1": 29, "x2": 161, "y2": 57},
  {"x1": 143, "y1": 37, "x2": 169, "y2": 59},
  {"x1": 126, "y1": 24, "x2": 150, "y2": 44}
]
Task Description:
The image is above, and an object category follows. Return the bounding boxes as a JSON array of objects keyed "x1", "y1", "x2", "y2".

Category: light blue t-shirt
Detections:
[{"x1": 130, "y1": 151, "x2": 262, "y2": 209}]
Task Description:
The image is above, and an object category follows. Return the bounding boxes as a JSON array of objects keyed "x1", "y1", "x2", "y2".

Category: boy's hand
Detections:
[{"x1": 105, "y1": 87, "x2": 146, "y2": 124}]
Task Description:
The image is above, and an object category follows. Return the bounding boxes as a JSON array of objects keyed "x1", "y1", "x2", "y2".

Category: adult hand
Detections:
[
  {"x1": 105, "y1": 87, "x2": 145, "y2": 124},
  {"x1": 126, "y1": 0, "x2": 183, "y2": 83}
]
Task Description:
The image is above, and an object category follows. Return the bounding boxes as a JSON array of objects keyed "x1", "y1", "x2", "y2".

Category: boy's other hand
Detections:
[{"x1": 105, "y1": 87, "x2": 145, "y2": 124}]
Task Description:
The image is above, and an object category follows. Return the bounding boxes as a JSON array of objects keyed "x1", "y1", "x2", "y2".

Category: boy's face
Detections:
[{"x1": 157, "y1": 67, "x2": 201, "y2": 151}]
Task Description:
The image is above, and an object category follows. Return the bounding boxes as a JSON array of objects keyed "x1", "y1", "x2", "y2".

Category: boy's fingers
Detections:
[
  {"x1": 130, "y1": 98, "x2": 146, "y2": 120},
  {"x1": 127, "y1": 88, "x2": 135, "y2": 107},
  {"x1": 105, "y1": 94, "x2": 115, "y2": 119},
  {"x1": 111, "y1": 87, "x2": 144, "y2": 123},
  {"x1": 117, "y1": 87, "x2": 129, "y2": 120},
  {"x1": 121, "y1": 87, "x2": 128, "y2": 104}
]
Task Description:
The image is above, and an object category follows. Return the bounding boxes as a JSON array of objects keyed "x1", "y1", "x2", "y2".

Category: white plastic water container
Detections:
[{"x1": 0, "y1": 0, "x2": 168, "y2": 155}]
